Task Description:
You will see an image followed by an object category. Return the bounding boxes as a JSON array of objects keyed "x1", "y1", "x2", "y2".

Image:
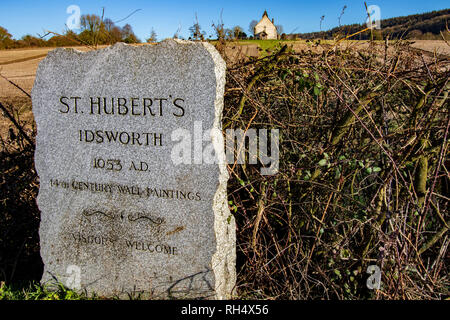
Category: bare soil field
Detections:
[
  {"x1": 410, "y1": 40, "x2": 450, "y2": 56},
  {"x1": 0, "y1": 47, "x2": 52, "y2": 65},
  {"x1": 0, "y1": 46, "x2": 107, "y2": 139},
  {"x1": 0, "y1": 46, "x2": 109, "y2": 99},
  {"x1": 1, "y1": 40, "x2": 448, "y2": 99},
  {"x1": 0, "y1": 40, "x2": 448, "y2": 140},
  {"x1": 289, "y1": 39, "x2": 450, "y2": 57}
]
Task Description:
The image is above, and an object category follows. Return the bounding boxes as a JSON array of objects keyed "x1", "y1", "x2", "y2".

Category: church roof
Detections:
[{"x1": 256, "y1": 11, "x2": 275, "y2": 29}]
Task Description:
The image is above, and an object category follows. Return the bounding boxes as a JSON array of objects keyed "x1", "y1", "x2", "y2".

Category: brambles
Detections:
[
  {"x1": 0, "y1": 38, "x2": 449, "y2": 299},
  {"x1": 0, "y1": 136, "x2": 41, "y2": 285},
  {"x1": 223, "y1": 40, "x2": 449, "y2": 299}
]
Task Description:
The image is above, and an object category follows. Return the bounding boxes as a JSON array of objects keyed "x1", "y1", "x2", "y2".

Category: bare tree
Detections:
[
  {"x1": 189, "y1": 14, "x2": 205, "y2": 40},
  {"x1": 121, "y1": 24, "x2": 132, "y2": 38},
  {"x1": 80, "y1": 14, "x2": 102, "y2": 34},
  {"x1": 173, "y1": 22, "x2": 182, "y2": 39},
  {"x1": 101, "y1": 18, "x2": 123, "y2": 44},
  {"x1": 276, "y1": 25, "x2": 284, "y2": 35},
  {"x1": 109, "y1": 26, "x2": 123, "y2": 43},
  {"x1": 79, "y1": 14, "x2": 104, "y2": 45},
  {"x1": 249, "y1": 20, "x2": 258, "y2": 37},
  {"x1": 212, "y1": 10, "x2": 225, "y2": 41},
  {"x1": 103, "y1": 18, "x2": 114, "y2": 32},
  {"x1": 121, "y1": 23, "x2": 140, "y2": 43},
  {"x1": 233, "y1": 26, "x2": 243, "y2": 39},
  {"x1": 0, "y1": 26, "x2": 12, "y2": 41},
  {"x1": 147, "y1": 28, "x2": 157, "y2": 43}
]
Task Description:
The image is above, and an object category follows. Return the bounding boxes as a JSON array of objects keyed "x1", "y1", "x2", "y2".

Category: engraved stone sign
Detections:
[{"x1": 32, "y1": 40, "x2": 235, "y2": 299}]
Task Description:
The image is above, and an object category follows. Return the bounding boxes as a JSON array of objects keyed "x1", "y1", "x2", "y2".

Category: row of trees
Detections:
[
  {"x1": 190, "y1": 19, "x2": 284, "y2": 41},
  {"x1": 0, "y1": 14, "x2": 143, "y2": 49},
  {"x1": 297, "y1": 8, "x2": 450, "y2": 40},
  {"x1": 0, "y1": 13, "x2": 287, "y2": 49},
  {"x1": 77, "y1": 14, "x2": 141, "y2": 44},
  {"x1": 2, "y1": 8, "x2": 447, "y2": 49}
]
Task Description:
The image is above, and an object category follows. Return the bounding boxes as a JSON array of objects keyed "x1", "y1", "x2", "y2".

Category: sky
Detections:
[{"x1": 1, "y1": 0, "x2": 449, "y2": 41}]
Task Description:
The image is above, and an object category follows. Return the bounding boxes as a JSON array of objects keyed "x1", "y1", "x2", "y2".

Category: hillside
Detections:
[{"x1": 295, "y1": 8, "x2": 450, "y2": 40}]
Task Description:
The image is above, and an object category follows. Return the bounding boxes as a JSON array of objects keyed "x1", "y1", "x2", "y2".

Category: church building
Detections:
[{"x1": 254, "y1": 11, "x2": 278, "y2": 40}]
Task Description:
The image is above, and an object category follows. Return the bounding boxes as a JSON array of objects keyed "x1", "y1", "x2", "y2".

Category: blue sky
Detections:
[{"x1": 1, "y1": 0, "x2": 449, "y2": 41}]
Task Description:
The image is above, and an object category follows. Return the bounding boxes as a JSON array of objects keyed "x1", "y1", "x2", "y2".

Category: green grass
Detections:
[
  {"x1": 209, "y1": 39, "x2": 302, "y2": 52},
  {"x1": 0, "y1": 281, "x2": 88, "y2": 300},
  {"x1": 237, "y1": 39, "x2": 288, "y2": 51},
  {"x1": 0, "y1": 281, "x2": 151, "y2": 300}
]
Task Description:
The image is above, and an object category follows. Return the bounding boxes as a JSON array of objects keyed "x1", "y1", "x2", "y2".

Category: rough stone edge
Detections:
[{"x1": 199, "y1": 41, "x2": 237, "y2": 300}]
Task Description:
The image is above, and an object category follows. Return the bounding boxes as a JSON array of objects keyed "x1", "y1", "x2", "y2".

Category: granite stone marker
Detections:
[{"x1": 32, "y1": 40, "x2": 235, "y2": 299}]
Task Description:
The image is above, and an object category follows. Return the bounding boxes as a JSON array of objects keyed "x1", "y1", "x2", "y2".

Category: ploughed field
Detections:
[
  {"x1": 0, "y1": 46, "x2": 107, "y2": 139},
  {"x1": 0, "y1": 40, "x2": 448, "y2": 144}
]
